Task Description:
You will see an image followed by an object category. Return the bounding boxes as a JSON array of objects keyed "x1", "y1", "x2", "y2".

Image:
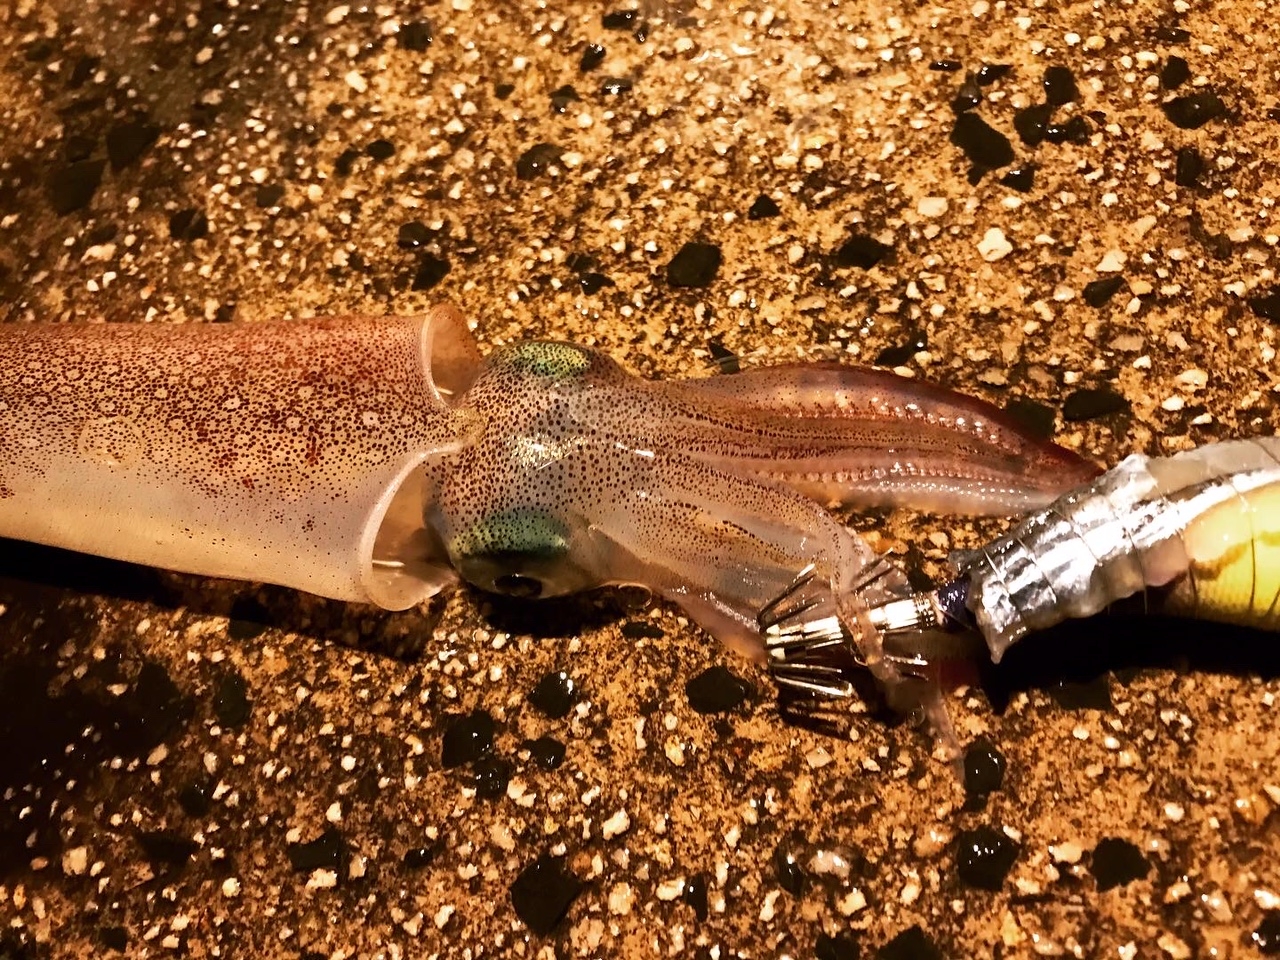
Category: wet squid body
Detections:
[{"x1": 0, "y1": 306, "x2": 1095, "y2": 663}]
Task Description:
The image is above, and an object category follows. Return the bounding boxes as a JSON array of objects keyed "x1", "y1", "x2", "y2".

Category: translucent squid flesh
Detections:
[{"x1": 0, "y1": 308, "x2": 1097, "y2": 667}]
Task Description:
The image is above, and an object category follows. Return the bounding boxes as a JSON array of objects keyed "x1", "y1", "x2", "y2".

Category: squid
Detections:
[{"x1": 0, "y1": 306, "x2": 1096, "y2": 667}]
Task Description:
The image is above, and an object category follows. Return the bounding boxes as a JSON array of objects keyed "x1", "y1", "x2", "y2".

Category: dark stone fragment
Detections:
[
  {"x1": 685, "y1": 665, "x2": 751, "y2": 714},
  {"x1": 966, "y1": 165, "x2": 986, "y2": 186},
  {"x1": 1048, "y1": 676, "x2": 1113, "y2": 710},
  {"x1": 999, "y1": 165, "x2": 1035, "y2": 192},
  {"x1": 1249, "y1": 289, "x2": 1280, "y2": 322},
  {"x1": 411, "y1": 254, "x2": 450, "y2": 291},
  {"x1": 877, "y1": 925, "x2": 943, "y2": 960},
  {"x1": 1154, "y1": 26, "x2": 1191, "y2": 43},
  {"x1": 876, "y1": 330, "x2": 927, "y2": 367},
  {"x1": 666, "y1": 241, "x2": 722, "y2": 288},
  {"x1": 47, "y1": 158, "x2": 105, "y2": 214},
  {"x1": 955, "y1": 825, "x2": 1019, "y2": 891},
  {"x1": 1003, "y1": 397, "x2": 1055, "y2": 441},
  {"x1": 510, "y1": 855, "x2": 582, "y2": 935},
  {"x1": 1174, "y1": 146, "x2": 1203, "y2": 187},
  {"x1": 1160, "y1": 55, "x2": 1190, "y2": 89},
  {"x1": 620, "y1": 620, "x2": 664, "y2": 639},
  {"x1": 550, "y1": 84, "x2": 580, "y2": 113},
  {"x1": 580, "y1": 43, "x2": 606, "y2": 72},
  {"x1": 816, "y1": 932, "x2": 861, "y2": 960},
  {"x1": 100, "y1": 926, "x2": 128, "y2": 952},
  {"x1": 286, "y1": 827, "x2": 347, "y2": 874},
  {"x1": 1063, "y1": 387, "x2": 1129, "y2": 421},
  {"x1": 471, "y1": 756, "x2": 512, "y2": 799},
  {"x1": 528, "y1": 671, "x2": 578, "y2": 718},
  {"x1": 951, "y1": 112, "x2": 1014, "y2": 168},
  {"x1": 334, "y1": 147, "x2": 360, "y2": 177},
  {"x1": 602, "y1": 9, "x2": 636, "y2": 29},
  {"x1": 169, "y1": 208, "x2": 209, "y2": 242},
  {"x1": 69, "y1": 55, "x2": 99, "y2": 89},
  {"x1": 1044, "y1": 115, "x2": 1090, "y2": 144},
  {"x1": 106, "y1": 118, "x2": 160, "y2": 170},
  {"x1": 402, "y1": 845, "x2": 436, "y2": 869},
  {"x1": 578, "y1": 272, "x2": 613, "y2": 294},
  {"x1": 929, "y1": 59, "x2": 962, "y2": 72},
  {"x1": 633, "y1": 23, "x2": 648, "y2": 43},
  {"x1": 1043, "y1": 65, "x2": 1078, "y2": 105},
  {"x1": 1091, "y1": 837, "x2": 1151, "y2": 891},
  {"x1": 212, "y1": 670, "x2": 251, "y2": 728},
  {"x1": 25, "y1": 38, "x2": 54, "y2": 61},
  {"x1": 441, "y1": 710, "x2": 494, "y2": 768},
  {"x1": 963, "y1": 739, "x2": 1006, "y2": 798},
  {"x1": 177, "y1": 778, "x2": 213, "y2": 817},
  {"x1": 365, "y1": 139, "x2": 395, "y2": 161},
  {"x1": 1252, "y1": 911, "x2": 1280, "y2": 954},
  {"x1": 773, "y1": 840, "x2": 806, "y2": 895},
  {"x1": 707, "y1": 337, "x2": 740, "y2": 373},
  {"x1": 1083, "y1": 275, "x2": 1125, "y2": 307},
  {"x1": 495, "y1": 82, "x2": 515, "y2": 100},
  {"x1": 398, "y1": 19, "x2": 433, "y2": 51},
  {"x1": 137, "y1": 830, "x2": 198, "y2": 868},
  {"x1": 64, "y1": 134, "x2": 95, "y2": 163},
  {"x1": 976, "y1": 63, "x2": 1011, "y2": 86},
  {"x1": 600, "y1": 77, "x2": 633, "y2": 95},
  {"x1": 1013, "y1": 102, "x2": 1054, "y2": 146},
  {"x1": 131, "y1": 661, "x2": 193, "y2": 750},
  {"x1": 1163, "y1": 91, "x2": 1226, "y2": 129},
  {"x1": 88, "y1": 223, "x2": 117, "y2": 245},
  {"x1": 833, "y1": 233, "x2": 889, "y2": 269},
  {"x1": 227, "y1": 597, "x2": 270, "y2": 640},
  {"x1": 525, "y1": 735, "x2": 566, "y2": 770},
  {"x1": 747, "y1": 193, "x2": 780, "y2": 219},
  {"x1": 1270, "y1": 107, "x2": 1280, "y2": 123},
  {"x1": 214, "y1": 300, "x2": 238, "y2": 321},
  {"x1": 255, "y1": 183, "x2": 285, "y2": 207},
  {"x1": 397, "y1": 221, "x2": 431, "y2": 249},
  {"x1": 683, "y1": 874, "x2": 708, "y2": 920},
  {"x1": 951, "y1": 73, "x2": 982, "y2": 114},
  {"x1": 516, "y1": 143, "x2": 564, "y2": 180},
  {"x1": 1189, "y1": 210, "x2": 1232, "y2": 261}
]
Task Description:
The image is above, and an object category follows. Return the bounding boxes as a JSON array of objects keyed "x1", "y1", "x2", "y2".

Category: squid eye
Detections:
[
  {"x1": 499, "y1": 341, "x2": 593, "y2": 380},
  {"x1": 448, "y1": 508, "x2": 587, "y2": 597},
  {"x1": 493, "y1": 573, "x2": 544, "y2": 598}
]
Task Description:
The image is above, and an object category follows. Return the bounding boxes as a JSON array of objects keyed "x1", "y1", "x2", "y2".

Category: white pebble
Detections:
[{"x1": 978, "y1": 227, "x2": 1013, "y2": 261}]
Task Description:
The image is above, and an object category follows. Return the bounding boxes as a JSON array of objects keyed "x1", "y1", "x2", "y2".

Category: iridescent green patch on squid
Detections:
[
  {"x1": 447, "y1": 508, "x2": 578, "y2": 599},
  {"x1": 498, "y1": 342, "x2": 593, "y2": 380}
]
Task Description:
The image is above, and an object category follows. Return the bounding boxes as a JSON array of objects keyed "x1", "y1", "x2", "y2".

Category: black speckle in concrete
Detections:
[
  {"x1": 99, "y1": 926, "x2": 128, "y2": 952},
  {"x1": 602, "y1": 10, "x2": 636, "y2": 30},
  {"x1": 441, "y1": 710, "x2": 494, "y2": 768},
  {"x1": 707, "y1": 337, "x2": 740, "y2": 373},
  {"x1": 685, "y1": 665, "x2": 751, "y2": 714},
  {"x1": 495, "y1": 82, "x2": 515, "y2": 100},
  {"x1": 875, "y1": 329, "x2": 927, "y2": 367},
  {"x1": 177, "y1": 778, "x2": 214, "y2": 817},
  {"x1": 1252, "y1": 912, "x2": 1280, "y2": 955},
  {"x1": 1043, "y1": 115, "x2": 1090, "y2": 144},
  {"x1": 411, "y1": 253, "x2": 450, "y2": 291},
  {"x1": 963, "y1": 739, "x2": 1006, "y2": 800},
  {"x1": 1082, "y1": 275, "x2": 1126, "y2": 307},
  {"x1": 1162, "y1": 91, "x2": 1226, "y2": 129},
  {"x1": 951, "y1": 73, "x2": 982, "y2": 114},
  {"x1": 667, "y1": 241, "x2": 721, "y2": 288},
  {"x1": 955, "y1": 825, "x2": 1019, "y2": 891},
  {"x1": 550, "y1": 84, "x2": 581, "y2": 113},
  {"x1": 169, "y1": 208, "x2": 209, "y2": 242},
  {"x1": 398, "y1": 19, "x2": 433, "y2": 51},
  {"x1": 287, "y1": 827, "x2": 347, "y2": 874},
  {"x1": 580, "y1": 43, "x2": 606, "y2": 72},
  {"x1": 510, "y1": 855, "x2": 583, "y2": 935},
  {"x1": 747, "y1": 194, "x2": 780, "y2": 219},
  {"x1": 999, "y1": 165, "x2": 1035, "y2": 192},
  {"x1": 130, "y1": 661, "x2": 194, "y2": 751},
  {"x1": 334, "y1": 147, "x2": 361, "y2": 177},
  {"x1": 833, "y1": 233, "x2": 889, "y2": 270},
  {"x1": 403, "y1": 845, "x2": 436, "y2": 869},
  {"x1": 877, "y1": 925, "x2": 943, "y2": 960},
  {"x1": 1002, "y1": 397, "x2": 1055, "y2": 441},
  {"x1": 1154, "y1": 25, "x2": 1191, "y2": 43},
  {"x1": 976, "y1": 63, "x2": 1011, "y2": 86},
  {"x1": 515, "y1": 143, "x2": 563, "y2": 180},
  {"x1": 254, "y1": 183, "x2": 285, "y2": 208},
  {"x1": 528, "y1": 670, "x2": 578, "y2": 718},
  {"x1": 397, "y1": 221, "x2": 431, "y2": 249},
  {"x1": 1062, "y1": 386, "x2": 1129, "y2": 421},
  {"x1": 1013, "y1": 102, "x2": 1054, "y2": 147},
  {"x1": 227, "y1": 596, "x2": 270, "y2": 640},
  {"x1": 105, "y1": 118, "x2": 160, "y2": 170},
  {"x1": 579, "y1": 272, "x2": 613, "y2": 294},
  {"x1": 600, "y1": 77, "x2": 633, "y2": 96},
  {"x1": 621, "y1": 619, "x2": 664, "y2": 639},
  {"x1": 1048, "y1": 676, "x2": 1113, "y2": 711},
  {"x1": 950, "y1": 112, "x2": 1014, "y2": 169},
  {"x1": 929, "y1": 59, "x2": 962, "y2": 72},
  {"x1": 1160, "y1": 56, "x2": 1190, "y2": 89},
  {"x1": 365, "y1": 139, "x2": 395, "y2": 161},
  {"x1": 1043, "y1": 65, "x2": 1078, "y2": 105},
  {"x1": 470, "y1": 756, "x2": 512, "y2": 799},
  {"x1": 683, "y1": 873, "x2": 709, "y2": 921},
  {"x1": 817, "y1": 931, "x2": 861, "y2": 960},
  {"x1": 1174, "y1": 146, "x2": 1204, "y2": 187},
  {"x1": 772, "y1": 838, "x2": 806, "y2": 895},
  {"x1": 47, "y1": 159, "x2": 105, "y2": 215},
  {"x1": 64, "y1": 134, "x2": 95, "y2": 163},
  {"x1": 211, "y1": 669, "x2": 251, "y2": 728},
  {"x1": 1249, "y1": 289, "x2": 1280, "y2": 323},
  {"x1": 525, "y1": 735, "x2": 566, "y2": 770},
  {"x1": 136, "y1": 830, "x2": 198, "y2": 869},
  {"x1": 1091, "y1": 837, "x2": 1151, "y2": 891}
]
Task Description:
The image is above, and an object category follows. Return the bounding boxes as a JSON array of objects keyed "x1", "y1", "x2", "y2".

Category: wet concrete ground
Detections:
[{"x1": 1, "y1": 1, "x2": 1278, "y2": 957}]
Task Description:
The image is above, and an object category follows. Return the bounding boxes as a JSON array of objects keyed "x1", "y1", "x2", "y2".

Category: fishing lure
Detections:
[
  {"x1": 0, "y1": 307, "x2": 1095, "y2": 663},
  {"x1": 761, "y1": 437, "x2": 1280, "y2": 749}
]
